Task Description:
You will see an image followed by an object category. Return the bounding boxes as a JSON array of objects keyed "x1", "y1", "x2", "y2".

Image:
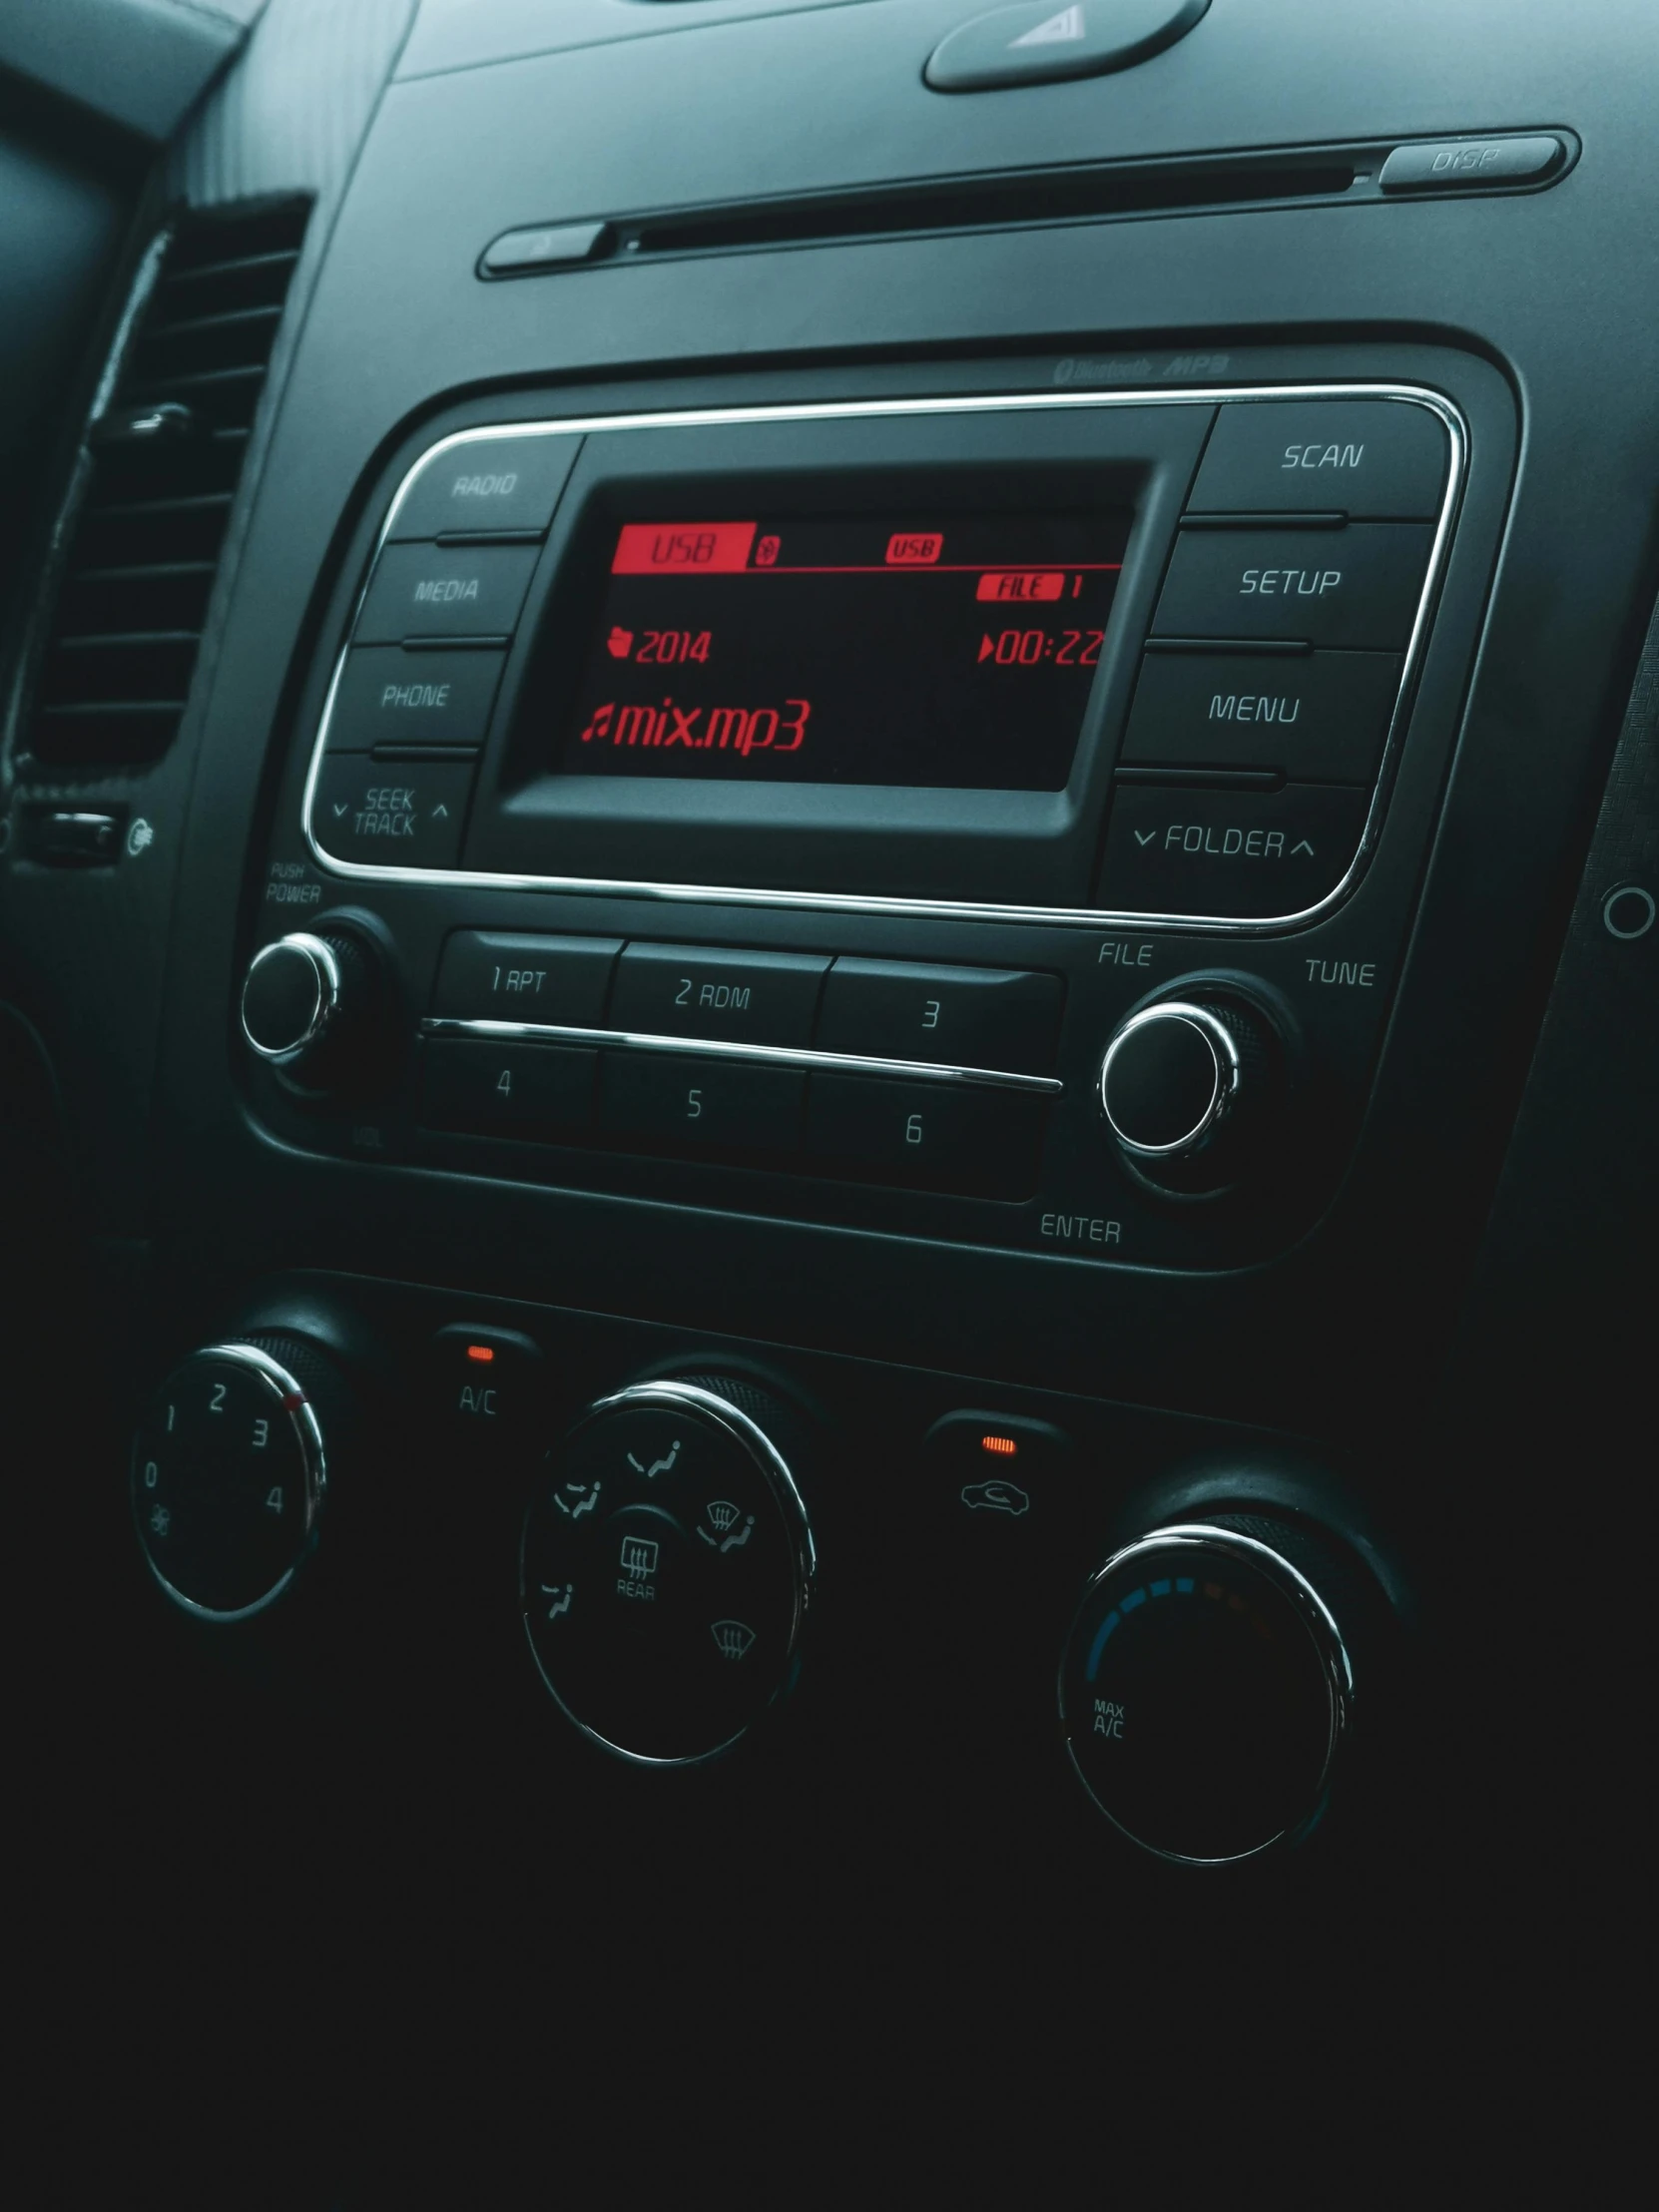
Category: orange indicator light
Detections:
[
  {"x1": 465, "y1": 1345, "x2": 495, "y2": 1364},
  {"x1": 980, "y1": 1434, "x2": 1019, "y2": 1457}
]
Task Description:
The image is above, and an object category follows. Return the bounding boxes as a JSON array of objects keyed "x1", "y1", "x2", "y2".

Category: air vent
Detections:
[{"x1": 26, "y1": 198, "x2": 310, "y2": 768}]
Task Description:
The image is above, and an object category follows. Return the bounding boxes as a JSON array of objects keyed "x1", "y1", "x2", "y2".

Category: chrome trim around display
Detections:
[
  {"x1": 521, "y1": 1380, "x2": 817, "y2": 1770},
  {"x1": 1097, "y1": 999, "x2": 1239, "y2": 1157},
  {"x1": 1059, "y1": 1521, "x2": 1355, "y2": 1868},
  {"x1": 422, "y1": 1014, "x2": 1065, "y2": 1095},
  {"x1": 135, "y1": 1343, "x2": 327, "y2": 1626},
  {"x1": 302, "y1": 381, "x2": 1467, "y2": 933}
]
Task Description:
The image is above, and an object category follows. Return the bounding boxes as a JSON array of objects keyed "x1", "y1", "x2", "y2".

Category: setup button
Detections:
[
  {"x1": 1098, "y1": 783, "x2": 1368, "y2": 918},
  {"x1": 1153, "y1": 525, "x2": 1432, "y2": 650}
]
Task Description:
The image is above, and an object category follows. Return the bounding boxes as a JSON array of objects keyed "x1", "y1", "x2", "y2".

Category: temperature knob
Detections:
[
  {"x1": 521, "y1": 1378, "x2": 815, "y2": 1765},
  {"x1": 1098, "y1": 987, "x2": 1280, "y2": 1190},
  {"x1": 132, "y1": 1338, "x2": 340, "y2": 1620},
  {"x1": 1058, "y1": 1517, "x2": 1360, "y2": 1864}
]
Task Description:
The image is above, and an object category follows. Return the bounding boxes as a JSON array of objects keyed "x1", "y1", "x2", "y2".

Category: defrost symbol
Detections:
[{"x1": 711, "y1": 1619, "x2": 757, "y2": 1660}]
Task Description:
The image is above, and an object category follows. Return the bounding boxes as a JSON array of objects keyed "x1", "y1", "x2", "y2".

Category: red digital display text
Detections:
[
  {"x1": 579, "y1": 697, "x2": 811, "y2": 757},
  {"x1": 976, "y1": 570, "x2": 1067, "y2": 602},
  {"x1": 611, "y1": 522, "x2": 758, "y2": 574},
  {"x1": 886, "y1": 532, "x2": 943, "y2": 565}
]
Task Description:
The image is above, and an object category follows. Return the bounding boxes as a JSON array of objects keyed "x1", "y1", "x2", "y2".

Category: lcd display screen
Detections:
[{"x1": 554, "y1": 512, "x2": 1130, "y2": 791}]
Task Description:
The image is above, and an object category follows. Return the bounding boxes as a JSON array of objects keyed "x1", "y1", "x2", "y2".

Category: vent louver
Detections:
[{"x1": 27, "y1": 199, "x2": 310, "y2": 767}]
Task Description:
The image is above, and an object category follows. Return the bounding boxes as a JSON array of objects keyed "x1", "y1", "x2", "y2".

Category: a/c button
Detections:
[
  {"x1": 1098, "y1": 784, "x2": 1368, "y2": 918},
  {"x1": 313, "y1": 755, "x2": 476, "y2": 866}
]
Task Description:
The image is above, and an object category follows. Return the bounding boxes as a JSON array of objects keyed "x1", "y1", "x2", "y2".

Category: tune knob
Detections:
[
  {"x1": 241, "y1": 926, "x2": 381, "y2": 1092},
  {"x1": 521, "y1": 1378, "x2": 816, "y2": 1765},
  {"x1": 132, "y1": 1337, "x2": 344, "y2": 1621},
  {"x1": 1098, "y1": 987, "x2": 1280, "y2": 1190},
  {"x1": 1058, "y1": 1516, "x2": 1363, "y2": 1864}
]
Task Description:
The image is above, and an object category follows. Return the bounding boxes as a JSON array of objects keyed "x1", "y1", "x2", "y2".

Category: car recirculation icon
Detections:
[{"x1": 959, "y1": 1479, "x2": 1031, "y2": 1518}]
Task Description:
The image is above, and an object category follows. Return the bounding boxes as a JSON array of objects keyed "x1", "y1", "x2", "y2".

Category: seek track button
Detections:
[{"x1": 314, "y1": 755, "x2": 475, "y2": 866}]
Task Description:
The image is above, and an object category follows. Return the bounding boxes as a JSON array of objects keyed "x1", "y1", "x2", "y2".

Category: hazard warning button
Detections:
[{"x1": 924, "y1": 0, "x2": 1210, "y2": 94}]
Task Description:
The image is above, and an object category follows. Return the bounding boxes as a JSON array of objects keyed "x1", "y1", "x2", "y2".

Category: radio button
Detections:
[
  {"x1": 611, "y1": 944, "x2": 829, "y2": 1047},
  {"x1": 433, "y1": 931, "x2": 620, "y2": 1025},
  {"x1": 1122, "y1": 649, "x2": 1400, "y2": 784},
  {"x1": 1153, "y1": 525, "x2": 1431, "y2": 651},
  {"x1": 1190, "y1": 401, "x2": 1447, "y2": 519},
  {"x1": 355, "y1": 543, "x2": 539, "y2": 644},
  {"x1": 807, "y1": 1075, "x2": 1045, "y2": 1199},
  {"x1": 387, "y1": 432, "x2": 579, "y2": 541},
  {"x1": 312, "y1": 755, "x2": 475, "y2": 867},
  {"x1": 421, "y1": 1040, "x2": 597, "y2": 1138},
  {"x1": 324, "y1": 646, "x2": 504, "y2": 754},
  {"x1": 817, "y1": 959, "x2": 1062, "y2": 1074},
  {"x1": 600, "y1": 1053, "x2": 805, "y2": 1154},
  {"x1": 1098, "y1": 783, "x2": 1368, "y2": 918}
]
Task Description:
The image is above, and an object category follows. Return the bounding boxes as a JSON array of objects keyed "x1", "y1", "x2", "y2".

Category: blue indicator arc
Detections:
[{"x1": 1084, "y1": 1573, "x2": 1208, "y2": 1680}]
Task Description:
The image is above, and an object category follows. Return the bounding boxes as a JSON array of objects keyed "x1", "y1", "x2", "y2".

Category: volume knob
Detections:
[{"x1": 241, "y1": 928, "x2": 377, "y2": 1091}]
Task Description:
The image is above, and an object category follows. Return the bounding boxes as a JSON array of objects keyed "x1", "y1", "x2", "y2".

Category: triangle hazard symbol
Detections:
[{"x1": 1011, "y1": 5, "x2": 1086, "y2": 49}]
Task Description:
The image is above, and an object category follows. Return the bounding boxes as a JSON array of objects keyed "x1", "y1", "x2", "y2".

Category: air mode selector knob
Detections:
[
  {"x1": 521, "y1": 1379, "x2": 816, "y2": 1766},
  {"x1": 1098, "y1": 989, "x2": 1279, "y2": 1189}
]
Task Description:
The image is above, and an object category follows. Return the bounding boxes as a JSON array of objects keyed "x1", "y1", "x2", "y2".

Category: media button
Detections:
[
  {"x1": 387, "y1": 432, "x2": 579, "y2": 541},
  {"x1": 806, "y1": 1075, "x2": 1046, "y2": 1198},
  {"x1": 433, "y1": 932, "x2": 621, "y2": 1025},
  {"x1": 312, "y1": 756, "x2": 476, "y2": 867},
  {"x1": 817, "y1": 959, "x2": 1062, "y2": 1074},
  {"x1": 324, "y1": 646, "x2": 504, "y2": 753},
  {"x1": 1190, "y1": 401, "x2": 1447, "y2": 519},
  {"x1": 1153, "y1": 525, "x2": 1432, "y2": 651},
  {"x1": 599, "y1": 1053, "x2": 805, "y2": 1154},
  {"x1": 611, "y1": 944, "x2": 829, "y2": 1046},
  {"x1": 355, "y1": 543, "x2": 539, "y2": 644},
  {"x1": 1098, "y1": 783, "x2": 1368, "y2": 918},
  {"x1": 1123, "y1": 649, "x2": 1399, "y2": 783}
]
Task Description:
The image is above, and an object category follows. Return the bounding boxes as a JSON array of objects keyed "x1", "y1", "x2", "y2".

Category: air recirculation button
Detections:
[{"x1": 520, "y1": 1379, "x2": 815, "y2": 1764}]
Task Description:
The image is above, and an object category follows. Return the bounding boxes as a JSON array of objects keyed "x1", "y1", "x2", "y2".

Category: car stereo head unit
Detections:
[{"x1": 302, "y1": 386, "x2": 1461, "y2": 926}]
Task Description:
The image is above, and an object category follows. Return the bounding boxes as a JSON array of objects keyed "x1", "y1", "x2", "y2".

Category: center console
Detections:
[{"x1": 245, "y1": 368, "x2": 1495, "y2": 1280}]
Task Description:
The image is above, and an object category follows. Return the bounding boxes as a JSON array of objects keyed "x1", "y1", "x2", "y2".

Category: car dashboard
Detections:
[{"x1": 2, "y1": 0, "x2": 1654, "y2": 2178}]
